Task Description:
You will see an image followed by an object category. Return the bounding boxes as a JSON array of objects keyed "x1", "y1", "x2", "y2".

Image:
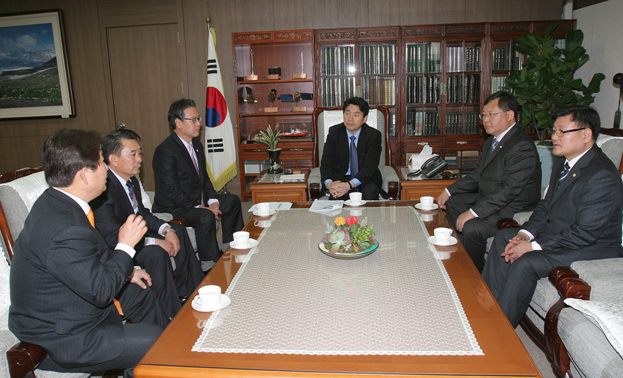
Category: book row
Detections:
[
  {"x1": 359, "y1": 44, "x2": 395, "y2": 76},
  {"x1": 445, "y1": 112, "x2": 481, "y2": 135},
  {"x1": 321, "y1": 77, "x2": 355, "y2": 107},
  {"x1": 446, "y1": 74, "x2": 481, "y2": 104},
  {"x1": 446, "y1": 46, "x2": 481, "y2": 72},
  {"x1": 320, "y1": 45, "x2": 355, "y2": 76},
  {"x1": 406, "y1": 75, "x2": 440, "y2": 105},
  {"x1": 406, "y1": 110, "x2": 440, "y2": 136},
  {"x1": 361, "y1": 77, "x2": 395, "y2": 106},
  {"x1": 405, "y1": 42, "x2": 441, "y2": 74}
]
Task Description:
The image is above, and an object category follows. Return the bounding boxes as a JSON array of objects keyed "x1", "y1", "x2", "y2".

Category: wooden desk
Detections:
[
  {"x1": 135, "y1": 201, "x2": 541, "y2": 378},
  {"x1": 250, "y1": 170, "x2": 308, "y2": 204},
  {"x1": 398, "y1": 166, "x2": 457, "y2": 200}
]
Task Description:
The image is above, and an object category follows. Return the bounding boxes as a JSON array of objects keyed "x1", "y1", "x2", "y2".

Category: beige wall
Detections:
[
  {"x1": 0, "y1": 0, "x2": 562, "y2": 195},
  {"x1": 574, "y1": 0, "x2": 623, "y2": 130}
]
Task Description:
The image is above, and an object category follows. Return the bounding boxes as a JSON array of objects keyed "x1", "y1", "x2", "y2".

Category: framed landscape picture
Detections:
[{"x1": 0, "y1": 10, "x2": 74, "y2": 119}]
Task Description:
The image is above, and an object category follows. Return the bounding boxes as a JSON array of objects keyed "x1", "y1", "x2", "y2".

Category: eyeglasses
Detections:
[
  {"x1": 546, "y1": 127, "x2": 586, "y2": 137},
  {"x1": 181, "y1": 116, "x2": 203, "y2": 123},
  {"x1": 478, "y1": 111, "x2": 506, "y2": 120}
]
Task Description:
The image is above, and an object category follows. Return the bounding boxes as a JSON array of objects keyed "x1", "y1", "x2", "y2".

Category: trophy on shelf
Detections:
[
  {"x1": 265, "y1": 89, "x2": 278, "y2": 113},
  {"x1": 267, "y1": 66, "x2": 281, "y2": 80},
  {"x1": 292, "y1": 91, "x2": 306, "y2": 112},
  {"x1": 244, "y1": 47, "x2": 258, "y2": 81},
  {"x1": 292, "y1": 52, "x2": 307, "y2": 79}
]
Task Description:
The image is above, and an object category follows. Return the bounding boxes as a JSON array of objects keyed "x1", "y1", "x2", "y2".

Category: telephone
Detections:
[{"x1": 408, "y1": 156, "x2": 448, "y2": 178}]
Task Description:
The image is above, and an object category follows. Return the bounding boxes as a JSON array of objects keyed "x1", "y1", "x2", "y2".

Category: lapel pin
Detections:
[{"x1": 573, "y1": 173, "x2": 576, "y2": 177}]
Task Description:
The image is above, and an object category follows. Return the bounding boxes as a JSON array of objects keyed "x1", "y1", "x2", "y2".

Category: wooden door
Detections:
[{"x1": 107, "y1": 23, "x2": 184, "y2": 190}]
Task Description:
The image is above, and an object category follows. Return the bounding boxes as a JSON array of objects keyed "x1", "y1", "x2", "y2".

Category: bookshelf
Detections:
[{"x1": 233, "y1": 30, "x2": 316, "y2": 201}]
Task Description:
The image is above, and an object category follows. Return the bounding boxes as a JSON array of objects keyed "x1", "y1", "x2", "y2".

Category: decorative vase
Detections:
[{"x1": 267, "y1": 148, "x2": 283, "y2": 174}]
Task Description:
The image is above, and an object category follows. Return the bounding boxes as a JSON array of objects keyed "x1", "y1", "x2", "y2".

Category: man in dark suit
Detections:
[
  {"x1": 9, "y1": 129, "x2": 168, "y2": 378},
  {"x1": 91, "y1": 129, "x2": 204, "y2": 318},
  {"x1": 153, "y1": 98, "x2": 244, "y2": 272},
  {"x1": 483, "y1": 106, "x2": 623, "y2": 327},
  {"x1": 321, "y1": 97, "x2": 383, "y2": 200},
  {"x1": 437, "y1": 91, "x2": 542, "y2": 271}
]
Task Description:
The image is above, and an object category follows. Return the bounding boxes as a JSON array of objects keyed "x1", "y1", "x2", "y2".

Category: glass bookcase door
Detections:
[
  {"x1": 319, "y1": 45, "x2": 355, "y2": 107},
  {"x1": 445, "y1": 40, "x2": 482, "y2": 136},
  {"x1": 405, "y1": 41, "x2": 441, "y2": 138}
]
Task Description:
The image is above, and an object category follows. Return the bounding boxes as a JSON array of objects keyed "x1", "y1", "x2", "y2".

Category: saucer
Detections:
[
  {"x1": 253, "y1": 209, "x2": 276, "y2": 217},
  {"x1": 344, "y1": 200, "x2": 366, "y2": 207},
  {"x1": 427, "y1": 235, "x2": 458, "y2": 246},
  {"x1": 191, "y1": 295, "x2": 231, "y2": 312},
  {"x1": 230, "y1": 239, "x2": 258, "y2": 249},
  {"x1": 415, "y1": 203, "x2": 439, "y2": 210}
]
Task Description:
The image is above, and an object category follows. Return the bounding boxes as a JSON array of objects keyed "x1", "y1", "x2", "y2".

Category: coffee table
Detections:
[{"x1": 135, "y1": 201, "x2": 542, "y2": 378}]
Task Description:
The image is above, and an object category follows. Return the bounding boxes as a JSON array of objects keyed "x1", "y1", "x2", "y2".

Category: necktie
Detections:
[
  {"x1": 557, "y1": 162, "x2": 571, "y2": 188},
  {"x1": 126, "y1": 181, "x2": 139, "y2": 213},
  {"x1": 350, "y1": 135, "x2": 358, "y2": 178},
  {"x1": 87, "y1": 207, "x2": 124, "y2": 316},
  {"x1": 489, "y1": 138, "x2": 499, "y2": 155}
]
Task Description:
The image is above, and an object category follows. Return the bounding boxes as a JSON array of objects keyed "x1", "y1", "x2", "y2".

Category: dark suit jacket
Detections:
[
  {"x1": 320, "y1": 123, "x2": 382, "y2": 189},
  {"x1": 152, "y1": 134, "x2": 218, "y2": 213},
  {"x1": 523, "y1": 144, "x2": 623, "y2": 254},
  {"x1": 9, "y1": 188, "x2": 134, "y2": 367},
  {"x1": 90, "y1": 170, "x2": 165, "y2": 250},
  {"x1": 447, "y1": 125, "x2": 542, "y2": 220}
]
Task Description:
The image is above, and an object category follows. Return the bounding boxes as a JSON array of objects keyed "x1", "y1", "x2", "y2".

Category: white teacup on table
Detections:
[
  {"x1": 419, "y1": 196, "x2": 434, "y2": 209},
  {"x1": 433, "y1": 227, "x2": 453, "y2": 245},
  {"x1": 349, "y1": 192, "x2": 363, "y2": 205},
  {"x1": 256, "y1": 202, "x2": 271, "y2": 216},
  {"x1": 192, "y1": 284, "x2": 231, "y2": 312},
  {"x1": 233, "y1": 231, "x2": 250, "y2": 248}
]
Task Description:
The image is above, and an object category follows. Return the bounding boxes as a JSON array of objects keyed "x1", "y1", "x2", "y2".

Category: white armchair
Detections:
[{"x1": 308, "y1": 106, "x2": 400, "y2": 200}]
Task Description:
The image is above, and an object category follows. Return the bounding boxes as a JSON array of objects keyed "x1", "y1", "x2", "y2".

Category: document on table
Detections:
[
  {"x1": 278, "y1": 174, "x2": 305, "y2": 182},
  {"x1": 248, "y1": 202, "x2": 293, "y2": 212},
  {"x1": 309, "y1": 199, "x2": 343, "y2": 213}
]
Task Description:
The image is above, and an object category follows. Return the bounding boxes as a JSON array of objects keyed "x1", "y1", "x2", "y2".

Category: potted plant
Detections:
[
  {"x1": 505, "y1": 23, "x2": 605, "y2": 145},
  {"x1": 253, "y1": 124, "x2": 283, "y2": 174}
]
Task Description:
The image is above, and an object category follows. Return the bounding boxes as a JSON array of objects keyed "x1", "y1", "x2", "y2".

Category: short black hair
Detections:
[
  {"x1": 101, "y1": 129, "x2": 141, "y2": 165},
  {"x1": 343, "y1": 97, "x2": 370, "y2": 117},
  {"x1": 168, "y1": 98, "x2": 196, "y2": 130},
  {"x1": 484, "y1": 90, "x2": 519, "y2": 121},
  {"x1": 42, "y1": 129, "x2": 101, "y2": 188},
  {"x1": 553, "y1": 106, "x2": 601, "y2": 141}
]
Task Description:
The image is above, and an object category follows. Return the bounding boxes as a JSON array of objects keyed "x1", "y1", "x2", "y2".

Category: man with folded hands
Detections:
[
  {"x1": 483, "y1": 106, "x2": 623, "y2": 327},
  {"x1": 91, "y1": 129, "x2": 204, "y2": 318},
  {"x1": 437, "y1": 90, "x2": 541, "y2": 271},
  {"x1": 10, "y1": 129, "x2": 167, "y2": 378},
  {"x1": 321, "y1": 97, "x2": 383, "y2": 201}
]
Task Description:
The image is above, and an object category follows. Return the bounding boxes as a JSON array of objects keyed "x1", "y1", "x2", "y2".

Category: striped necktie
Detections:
[
  {"x1": 557, "y1": 162, "x2": 571, "y2": 188},
  {"x1": 349, "y1": 135, "x2": 358, "y2": 178},
  {"x1": 489, "y1": 138, "x2": 499, "y2": 155}
]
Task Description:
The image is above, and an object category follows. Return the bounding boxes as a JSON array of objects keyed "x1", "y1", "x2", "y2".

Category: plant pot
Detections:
[{"x1": 267, "y1": 148, "x2": 283, "y2": 174}]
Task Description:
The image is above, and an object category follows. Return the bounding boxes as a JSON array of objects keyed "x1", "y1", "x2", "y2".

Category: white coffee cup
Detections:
[
  {"x1": 349, "y1": 192, "x2": 363, "y2": 205},
  {"x1": 434, "y1": 227, "x2": 453, "y2": 245},
  {"x1": 256, "y1": 202, "x2": 270, "y2": 216},
  {"x1": 233, "y1": 231, "x2": 250, "y2": 248},
  {"x1": 420, "y1": 196, "x2": 434, "y2": 209},
  {"x1": 254, "y1": 219, "x2": 272, "y2": 228},
  {"x1": 196, "y1": 285, "x2": 221, "y2": 309}
]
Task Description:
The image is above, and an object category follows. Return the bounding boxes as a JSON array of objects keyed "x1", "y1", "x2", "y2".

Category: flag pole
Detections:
[{"x1": 205, "y1": 15, "x2": 231, "y2": 195}]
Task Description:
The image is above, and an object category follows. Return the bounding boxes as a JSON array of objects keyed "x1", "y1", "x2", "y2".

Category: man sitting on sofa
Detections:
[
  {"x1": 91, "y1": 129, "x2": 204, "y2": 318},
  {"x1": 483, "y1": 106, "x2": 623, "y2": 327},
  {"x1": 9, "y1": 129, "x2": 167, "y2": 378}
]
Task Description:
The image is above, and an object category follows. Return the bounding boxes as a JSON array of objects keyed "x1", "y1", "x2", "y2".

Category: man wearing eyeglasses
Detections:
[
  {"x1": 152, "y1": 98, "x2": 244, "y2": 273},
  {"x1": 437, "y1": 90, "x2": 542, "y2": 271},
  {"x1": 483, "y1": 106, "x2": 623, "y2": 327}
]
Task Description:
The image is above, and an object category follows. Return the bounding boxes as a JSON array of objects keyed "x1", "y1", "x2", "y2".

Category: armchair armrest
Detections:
[
  {"x1": 7, "y1": 341, "x2": 46, "y2": 378},
  {"x1": 153, "y1": 212, "x2": 173, "y2": 222},
  {"x1": 308, "y1": 168, "x2": 322, "y2": 200},
  {"x1": 170, "y1": 218, "x2": 187, "y2": 227},
  {"x1": 380, "y1": 166, "x2": 399, "y2": 200},
  {"x1": 513, "y1": 211, "x2": 533, "y2": 226}
]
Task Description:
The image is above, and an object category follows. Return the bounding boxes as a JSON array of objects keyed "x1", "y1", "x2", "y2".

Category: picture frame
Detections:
[{"x1": 0, "y1": 10, "x2": 74, "y2": 119}]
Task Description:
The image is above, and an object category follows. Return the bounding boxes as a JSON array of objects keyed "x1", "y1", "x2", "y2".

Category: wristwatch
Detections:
[{"x1": 163, "y1": 228, "x2": 176, "y2": 236}]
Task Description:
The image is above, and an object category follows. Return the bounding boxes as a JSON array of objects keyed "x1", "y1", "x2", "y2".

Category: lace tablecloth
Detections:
[{"x1": 193, "y1": 207, "x2": 483, "y2": 356}]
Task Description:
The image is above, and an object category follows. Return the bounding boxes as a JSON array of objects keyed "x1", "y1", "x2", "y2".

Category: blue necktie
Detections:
[
  {"x1": 349, "y1": 135, "x2": 358, "y2": 178},
  {"x1": 557, "y1": 162, "x2": 570, "y2": 189},
  {"x1": 489, "y1": 138, "x2": 499, "y2": 155}
]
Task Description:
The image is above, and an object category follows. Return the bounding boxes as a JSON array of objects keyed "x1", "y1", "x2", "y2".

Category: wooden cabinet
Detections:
[
  {"x1": 233, "y1": 30, "x2": 316, "y2": 201},
  {"x1": 250, "y1": 170, "x2": 309, "y2": 204}
]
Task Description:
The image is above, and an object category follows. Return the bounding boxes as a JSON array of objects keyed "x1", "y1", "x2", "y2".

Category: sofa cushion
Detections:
[
  {"x1": 570, "y1": 258, "x2": 623, "y2": 303},
  {"x1": 0, "y1": 171, "x2": 48, "y2": 241},
  {"x1": 565, "y1": 298, "x2": 623, "y2": 359},
  {"x1": 559, "y1": 306, "x2": 623, "y2": 378}
]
